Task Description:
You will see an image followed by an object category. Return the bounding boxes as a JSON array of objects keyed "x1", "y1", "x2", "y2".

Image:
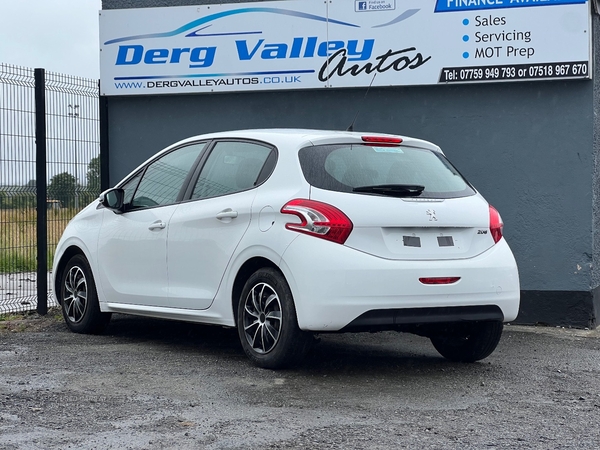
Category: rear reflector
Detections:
[
  {"x1": 361, "y1": 136, "x2": 403, "y2": 145},
  {"x1": 419, "y1": 277, "x2": 461, "y2": 285}
]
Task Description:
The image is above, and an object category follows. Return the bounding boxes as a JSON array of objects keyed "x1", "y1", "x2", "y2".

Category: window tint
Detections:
[
  {"x1": 299, "y1": 144, "x2": 475, "y2": 199},
  {"x1": 131, "y1": 143, "x2": 205, "y2": 208},
  {"x1": 192, "y1": 141, "x2": 272, "y2": 200}
]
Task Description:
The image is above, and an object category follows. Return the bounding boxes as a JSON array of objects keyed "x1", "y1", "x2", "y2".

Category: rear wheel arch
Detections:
[
  {"x1": 232, "y1": 257, "x2": 280, "y2": 324},
  {"x1": 236, "y1": 266, "x2": 312, "y2": 369}
]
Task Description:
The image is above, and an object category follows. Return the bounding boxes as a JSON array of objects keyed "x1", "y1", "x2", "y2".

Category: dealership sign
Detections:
[{"x1": 99, "y1": 0, "x2": 591, "y2": 96}]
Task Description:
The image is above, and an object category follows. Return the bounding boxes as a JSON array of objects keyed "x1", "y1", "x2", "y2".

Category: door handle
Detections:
[
  {"x1": 216, "y1": 209, "x2": 238, "y2": 220},
  {"x1": 148, "y1": 220, "x2": 166, "y2": 230}
]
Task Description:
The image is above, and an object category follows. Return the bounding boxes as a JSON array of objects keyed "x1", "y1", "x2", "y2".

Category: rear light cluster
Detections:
[
  {"x1": 281, "y1": 199, "x2": 353, "y2": 244},
  {"x1": 489, "y1": 205, "x2": 503, "y2": 244}
]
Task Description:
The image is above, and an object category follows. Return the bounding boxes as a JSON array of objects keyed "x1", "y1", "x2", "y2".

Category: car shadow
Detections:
[{"x1": 100, "y1": 313, "x2": 498, "y2": 377}]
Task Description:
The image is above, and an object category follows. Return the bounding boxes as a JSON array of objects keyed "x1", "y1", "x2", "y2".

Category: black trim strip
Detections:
[{"x1": 343, "y1": 305, "x2": 504, "y2": 331}]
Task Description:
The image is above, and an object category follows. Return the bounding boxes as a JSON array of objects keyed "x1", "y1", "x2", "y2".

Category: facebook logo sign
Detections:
[{"x1": 355, "y1": 0, "x2": 395, "y2": 12}]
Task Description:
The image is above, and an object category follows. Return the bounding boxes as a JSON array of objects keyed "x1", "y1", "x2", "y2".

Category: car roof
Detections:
[
  {"x1": 115, "y1": 128, "x2": 444, "y2": 190},
  {"x1": 172, "y1": 129, "x2": 442, "y2": 153}
]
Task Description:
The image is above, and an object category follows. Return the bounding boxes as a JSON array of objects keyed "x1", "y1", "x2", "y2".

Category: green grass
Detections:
[
  {"x1": 0, "y1": 313, "x2": 26, "y2": 322},
  {"x1": 0, "y1": 249, "x2": 37, "y2": 272},
  {"x1": 0, "y1": 208, "x2": 74, "y2": 273},
  {"x1": 0, "y1": 308, "x2": 63, "y2": 329},
  {"x1": 0, "y1": 249, "x2": 55, "y2": 273}
]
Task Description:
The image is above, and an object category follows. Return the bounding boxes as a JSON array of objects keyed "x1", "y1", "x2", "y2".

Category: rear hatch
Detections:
[{"x1": 298, "y1": 139, "x2": 496, "y2": 260}]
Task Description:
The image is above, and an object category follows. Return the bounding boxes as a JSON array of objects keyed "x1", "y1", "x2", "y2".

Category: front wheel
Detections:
[
  {"x1": 430, "y1": 321, "x2": 503, "y2": 363},
  {"x1": 60, "y1": 254, "x2": 111, "y2": 334},
  {"x1": 237, "y1": 268, "x2": 311, "y2": 369}
]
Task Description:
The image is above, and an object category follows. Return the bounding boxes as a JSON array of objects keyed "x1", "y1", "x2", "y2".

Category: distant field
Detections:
[{"x1": 0, "y1": 208, "x2": 77, "y2": 273}]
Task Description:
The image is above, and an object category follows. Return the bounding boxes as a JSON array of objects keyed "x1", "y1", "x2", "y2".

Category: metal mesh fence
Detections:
[
  {"x1": 0, "y1": 64, "x2": 100, "y2": 315},
  {"x1": 0, "y1": 65, "x2": 38, "y2": 313}
]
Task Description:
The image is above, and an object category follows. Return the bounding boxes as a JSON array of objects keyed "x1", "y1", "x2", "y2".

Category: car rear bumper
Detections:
[{"x1": 280, "y1": 236, "x2": 520, "y2": 331}]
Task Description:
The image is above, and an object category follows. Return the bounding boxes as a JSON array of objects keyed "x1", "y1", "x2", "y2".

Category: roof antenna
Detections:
[{"x1": 346, "y1": 73, "x2": 377, "y2": 132}]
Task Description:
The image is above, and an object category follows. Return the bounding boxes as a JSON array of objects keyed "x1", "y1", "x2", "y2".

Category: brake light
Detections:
[
  {"x1": 489, "y1": 205, "x2": 503, "y2": 244},
  {"x1": 361, "y1": 136, "x2": 403, "y2": 145},
  {"x1": 419, "y1": 277, "x2": 461, "y2": 285},
  {"x1": 281, "y1": 199, "x2": 353, "y2": 244}
]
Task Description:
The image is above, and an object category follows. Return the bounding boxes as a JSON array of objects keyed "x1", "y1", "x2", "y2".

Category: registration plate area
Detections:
[{"x1": 382, "y1": 227, "x2": 474, "y2": 259}]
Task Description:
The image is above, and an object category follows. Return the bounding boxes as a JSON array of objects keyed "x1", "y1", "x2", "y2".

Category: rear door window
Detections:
[
  {"x1": 191, "y1": 141, "x2": 274, "y2": 200},
  {"x1": 299, "y1": 144, "x2": 475, "y2": 199}
]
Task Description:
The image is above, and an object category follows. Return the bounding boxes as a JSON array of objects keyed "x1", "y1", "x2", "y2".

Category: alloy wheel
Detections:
[
  {"x1": 63, "y1": 266, "x2": 88, "y2": 323},
  {"x1": 242, "y1": 282, "x2": 282, "y2": 354}
]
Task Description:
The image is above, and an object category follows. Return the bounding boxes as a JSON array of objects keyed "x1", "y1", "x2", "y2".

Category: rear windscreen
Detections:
[{"x1": 298, "y1": 144, "x2": 476, "y2": 199}]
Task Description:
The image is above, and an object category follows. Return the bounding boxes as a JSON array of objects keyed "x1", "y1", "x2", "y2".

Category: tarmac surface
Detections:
[{"x1": 1, "y1": 311, "x2": 599, "y2": 449}]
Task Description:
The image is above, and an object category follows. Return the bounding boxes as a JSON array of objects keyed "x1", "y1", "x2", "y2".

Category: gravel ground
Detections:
[{"x1": 1, "y1": 310, "x2": 599, "y2": 449}]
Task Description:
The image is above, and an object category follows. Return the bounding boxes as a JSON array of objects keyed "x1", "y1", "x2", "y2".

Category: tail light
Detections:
[
  {"x1": 489, "y1": 205, "x2": 503, "y2": 244},
  {"x1": 281, "y1": 199, "x2": 353, "y2": 244}
]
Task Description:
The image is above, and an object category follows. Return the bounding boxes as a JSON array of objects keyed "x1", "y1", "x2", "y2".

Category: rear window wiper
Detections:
[{"x1": 352, "y1": 184, "x2": 425, "y2": 197}]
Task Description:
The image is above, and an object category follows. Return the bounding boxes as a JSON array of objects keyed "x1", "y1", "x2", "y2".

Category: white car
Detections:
[{"x1": 53, "y1": 129, "x2": 520, "y2": 369}]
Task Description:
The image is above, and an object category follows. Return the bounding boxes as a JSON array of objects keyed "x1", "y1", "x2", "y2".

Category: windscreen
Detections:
[{"x1": 298, "y1": 144, "x2": 475, "y2": 199}]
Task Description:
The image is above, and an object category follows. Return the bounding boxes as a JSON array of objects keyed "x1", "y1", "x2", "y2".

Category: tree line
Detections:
[{"x1": 0, "y1": 156, "x2": 100, "y2": 210}]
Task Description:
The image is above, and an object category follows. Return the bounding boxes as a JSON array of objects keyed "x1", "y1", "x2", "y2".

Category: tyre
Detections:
[
  {"x1": 237, "y1": 268, "x2": 311, "y2": 369},
  {"x1": 60, "y1": 254, "x2": 111, "y2": 334},
  {"x1": 430, "y1": 321, "x2": 503, "y2": 363}
]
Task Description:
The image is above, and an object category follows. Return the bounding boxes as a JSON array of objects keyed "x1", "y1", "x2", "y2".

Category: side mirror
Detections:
[{"x1": 100, "y1": 188, "x2": 125, "y2": 213}]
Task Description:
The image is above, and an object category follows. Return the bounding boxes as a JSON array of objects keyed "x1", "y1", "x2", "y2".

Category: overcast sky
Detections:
[{"x1": 0, "y1": 0, "x2": 102, "y2": 79}]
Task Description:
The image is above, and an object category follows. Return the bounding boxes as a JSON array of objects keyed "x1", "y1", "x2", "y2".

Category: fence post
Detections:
[
  {"x1": 99, "y1": 85, "x2": 109, "y2": 191},
  {"x1": 35, "y1": 68, "x2": 48, "y2": 315}
]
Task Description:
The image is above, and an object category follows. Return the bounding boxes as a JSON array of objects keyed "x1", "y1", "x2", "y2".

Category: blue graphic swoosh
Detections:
[
  {"x1": 104, "y1": 8, "x2": 359, "y2": 45},
  {"x1": 372, "y1": 9, "x2": 420, "y2": 28}
]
